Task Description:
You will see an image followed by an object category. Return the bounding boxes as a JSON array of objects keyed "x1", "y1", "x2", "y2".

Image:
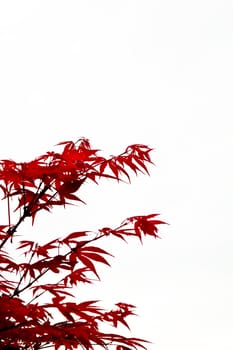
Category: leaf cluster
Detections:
[{"x1": 0, "y1": 138, "x2": 166, "y2": 350}]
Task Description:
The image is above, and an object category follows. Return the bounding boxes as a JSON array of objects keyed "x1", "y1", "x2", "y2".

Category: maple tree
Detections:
[{"x1": 0, "y1": 138, "x2": 166, "y2": 350}]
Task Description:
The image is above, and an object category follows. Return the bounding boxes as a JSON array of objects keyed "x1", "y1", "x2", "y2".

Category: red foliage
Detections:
[{"x1": 0, "y1": 138, "x2": 166, "y2": 350}]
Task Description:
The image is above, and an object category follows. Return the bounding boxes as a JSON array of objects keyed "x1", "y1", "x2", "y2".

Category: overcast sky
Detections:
[{"x1": 0, "y1": 1, "x2": 233, "y2": 350}]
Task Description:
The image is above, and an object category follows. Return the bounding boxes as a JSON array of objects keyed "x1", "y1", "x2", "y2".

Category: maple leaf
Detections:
[
  {"x1": 123, "y1": 214, "x2": 167, "y2": 241},
  {"x1": 62, "y1": 231, "x2": 89, "y2": 247},
  {"x1": 63, "y1": 267, "x2": 92, "y2": 286}
]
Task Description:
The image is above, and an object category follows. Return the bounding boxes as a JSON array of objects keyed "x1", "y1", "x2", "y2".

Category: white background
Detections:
[{"x1": 0, "y1": 1, "x2": 233, "y2": 349}]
